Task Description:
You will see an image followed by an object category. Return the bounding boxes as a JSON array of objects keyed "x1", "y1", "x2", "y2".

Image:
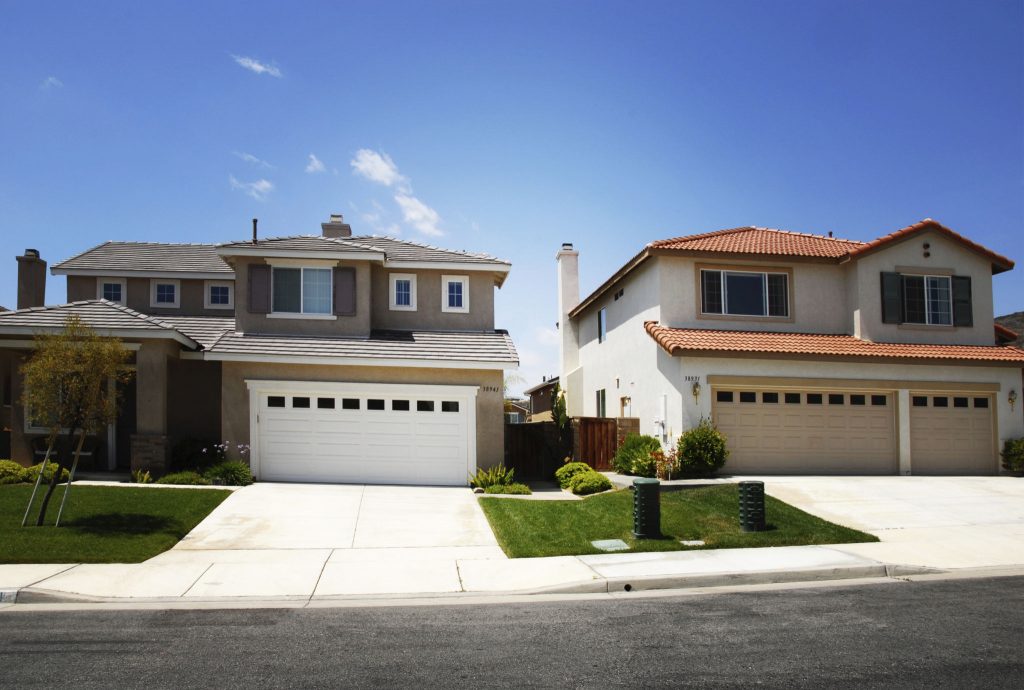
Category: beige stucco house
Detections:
[
  {"x1": 0, "y1": 215, "x2": 518, "y2": 485},
  {"x1": 558, "y1": 219, "x2": 1024, "y2": 475}
]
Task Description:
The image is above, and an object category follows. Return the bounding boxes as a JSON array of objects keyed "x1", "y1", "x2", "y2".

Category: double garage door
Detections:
[
  {"x1": 251, "y1": 382, "x2": 476, "y2": 486},
  {"x1": 713, "y1": 387, "x2": 995, "y2": 475}
]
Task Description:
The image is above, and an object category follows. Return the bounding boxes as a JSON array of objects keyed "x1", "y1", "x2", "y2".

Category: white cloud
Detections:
[
  {"x1": 231, "y1": 55, "x2": 282, "y2": 78},
  {"x1": 305, "y1": 153, "x2": 326, "y2": 174},
  {"x1": 229, "y1": 175, "x2": 273, "y2": 201},
  {"x1": 40, "y1": 76, "x2": 63, "y2": 90},
  {"x1": 394, "y1": 193, "x2": 442, "y2": 236},
  {"x1": 350, "y1": 149, "x2": 406, "y2": 188},
  {"x1": 233, "y1": 151, "x2": 273, "y2": 168}
]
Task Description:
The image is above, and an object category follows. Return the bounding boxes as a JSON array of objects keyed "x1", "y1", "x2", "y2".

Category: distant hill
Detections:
[{"x1": 996, "y1": 311, "x2": 1024, "y2": 347}]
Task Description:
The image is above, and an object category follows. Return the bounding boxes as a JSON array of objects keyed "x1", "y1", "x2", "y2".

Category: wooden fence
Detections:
[{"x1": 505, "y1": 417, "x2": 641, "y2": 480}]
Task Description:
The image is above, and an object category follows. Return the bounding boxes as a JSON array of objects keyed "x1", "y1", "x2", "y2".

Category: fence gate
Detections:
[
  {"x1": 504, "y1": 422, "x2": 569, "y2": 481},
  {"x1": 574, "y1": 417, "x2": 618, "y2": 470}
]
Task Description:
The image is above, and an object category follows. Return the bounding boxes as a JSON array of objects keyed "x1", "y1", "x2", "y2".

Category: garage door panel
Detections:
[{"x1": 910, "y1": 395, "x2": 994, "y2": 475}]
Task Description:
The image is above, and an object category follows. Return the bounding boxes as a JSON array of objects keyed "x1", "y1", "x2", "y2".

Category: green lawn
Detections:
[
  {"x1": 479, "y1": 484, "x2": 877, "y2": 558},
  {"x1": 0, "y1": 484, "x2": 231, "y2": 564}
]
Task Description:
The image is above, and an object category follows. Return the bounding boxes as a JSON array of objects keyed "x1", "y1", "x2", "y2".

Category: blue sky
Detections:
[{"x1": 2, "y1": 0, "x2": 1022, "y2": 395}]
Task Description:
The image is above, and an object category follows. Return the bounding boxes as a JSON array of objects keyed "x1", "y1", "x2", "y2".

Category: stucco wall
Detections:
[
  {"x1": 220, "y1": 361, "x2": 505, "y2": 471},
  {"x1": 370, "y1": 266, "x2": 495, "y2": 331},
  {"x1": 67, "y1": 275, "x2": 236, "y2": 318},
  {"x1": 231, "y1": 257, "x2": 372, "y2": 337}
]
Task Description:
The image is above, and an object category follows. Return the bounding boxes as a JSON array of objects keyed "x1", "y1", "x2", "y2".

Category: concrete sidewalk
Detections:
[{"x1": 3, "y1": 476, "x2": 1023, "y2": 605}]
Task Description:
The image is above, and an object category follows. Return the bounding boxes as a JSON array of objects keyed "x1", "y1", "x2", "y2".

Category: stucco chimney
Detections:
[
  {"x1": 556, "y1": 243, "x2": 580, "y2": 413},
  {"x1": 322, "y1": 213, "x2": 352, "y2": 238},
  {"x1": 16, "y1": 249, "x2": 46, "y2": 309}
]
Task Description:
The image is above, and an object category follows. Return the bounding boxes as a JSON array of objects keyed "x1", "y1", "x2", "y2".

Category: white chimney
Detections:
[{"x1": 556, "y1": 243, "x2": 581, "y2": 413}]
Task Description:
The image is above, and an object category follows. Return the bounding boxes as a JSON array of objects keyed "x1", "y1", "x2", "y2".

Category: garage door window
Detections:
[
  {"x1": 317, "y1": 398, "x2": 335, "y2": 409},
  {"x1": 717, "y1": 391, "x2": 733, "y2": 402},
  {"x1": 739, "y1": 392, "x2": 757, "y2": 403},
  {"x1": 342, "y1": 398, "x2": 360, "y2": 410},
  {"x1": 292, "y1": 397, "x2": 310, "y2": 408},
  {"x1": 442, "y1": 401, "x2": 460, "y2": 412},
  {"x1": 933, "y1": 397, "x2": 949, "y2": 408},
  {"x1": 912, "y1": 396, "x2": 928, "y2": 406},
  {"x1": 268, "y1": 396, "x2": 285, "y2": 407},
  {"x1": 974, "y1": 398, "x2": 989, "y2": 408},
  {"x1": 368, "y1": 399, "x2": 385, "y2": 410},
  {"x1": 807, "y1": 394, "x2": 823, "y2": 405},
  {"x1": 871, "y1": 395, "x2": 887, "y2": 406},
  {"x1": 392, "y1": 400, "x2": 410, "y2": 411},
  {"x1": 417, "y1": 401, "x2": 435, "y2": 412},
  {"x1": 829, "y1": 394, "x2": 844, "y2": 405},
  {"x1": 762, "y1": 392, "x2": 779, "y2": 403},
  {"x1": 785, "y1": 393, "x2": 801, "y2": 404},
  {"x1": 850, "y1": 395, "x2": 866, "y2": 406},
  {"x1": 954, "y1": 397, "x2": 969, "y2": 408}
]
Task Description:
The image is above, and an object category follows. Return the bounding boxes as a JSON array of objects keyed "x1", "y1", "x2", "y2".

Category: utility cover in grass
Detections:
[{"x1": 591, "y1": 539, "x2": 630, "y2": 552}]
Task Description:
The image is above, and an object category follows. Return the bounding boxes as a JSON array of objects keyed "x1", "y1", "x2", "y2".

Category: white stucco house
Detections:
[{"x1": 557, "y1": 219, "x2": 1024, "y2": 475}]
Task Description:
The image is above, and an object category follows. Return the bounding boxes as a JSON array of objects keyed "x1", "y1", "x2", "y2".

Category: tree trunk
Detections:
[{"x1": 35, "y1": 430, "x2": 76, "y2": 527}]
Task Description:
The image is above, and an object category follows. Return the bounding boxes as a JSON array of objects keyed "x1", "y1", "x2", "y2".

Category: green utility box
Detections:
[
  {"x1": 738, "y1": 480, "x2": 766, "y2": 532},
  {"x1": 632, "y1": 478, "x2": 661, "y2": 539}
]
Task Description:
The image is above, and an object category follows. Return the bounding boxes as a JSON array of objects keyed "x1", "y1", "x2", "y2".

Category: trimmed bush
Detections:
[
  {"x1": 156, "y1": 471, "x2": 211, "y2": 486},
  {"x1": 555, "y1": 461, "x2": 592, "y2": 489},
  {"x1": 612, "y1": 433, "x2": 662, "y2": 476},
  {"x1": 203, "y1": 461, "x2": 254, "y2": 487},
  {"x1": 0, "y1": 460, "x2": 27, "y2": 485},
  {"x1": 470, "y1": 464, "x2": 516, "y2": 489},
  {"x1": 483, "y1": 483, "x2": 532, "y2": 495},
  {"x1": 1001, "y1": 438, "x2": 1024, "y2": 473},
  {"x1": 569, "y1": 471, "x2": 612, "y2": 496},
  {"x1": 23, "y1": 462, "x2": 70, "y2": 484},
  {"x1": 677, "y1": 418, "x2": 729, "y2": 476},
  {"x1": 169, "y1": 438, "x2": 221, "y2": 472}
]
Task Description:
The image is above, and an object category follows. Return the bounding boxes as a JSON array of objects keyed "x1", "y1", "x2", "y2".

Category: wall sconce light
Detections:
[
  {"x1": 691, "y1": 380, "x2": 702, "y2": 403},
  {"x1": 1010, "y1": 389, "x2": 1018, "y2": 411}
]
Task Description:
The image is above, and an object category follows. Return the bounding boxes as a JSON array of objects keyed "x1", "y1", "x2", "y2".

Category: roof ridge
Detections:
[
  {"x1": 651, "y1": 225, "x2": 866, "y2": 248},
  {"x1": 848, "y1": 218, "x2": 1014, "y2": 271},
  {"x1": 351, "y1": 234, "x2": 506, "y2": 262}
]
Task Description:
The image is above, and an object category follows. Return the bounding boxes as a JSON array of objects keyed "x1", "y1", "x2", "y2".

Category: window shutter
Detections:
[
  {"x1": 248, "y1": 264, "x2": 271, "y2": 314},
  {"x1": 334, "y1": 266, "x2": 356, "y2": 316},
  {"x1": 880, "y1": 272, "x2": 902, "y2": 324},
  {"x1": 952, "y1": 275, "x2": 973, "y2": 327}
]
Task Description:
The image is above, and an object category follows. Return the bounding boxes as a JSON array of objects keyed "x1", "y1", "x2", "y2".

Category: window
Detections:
[
  {"x1": 807, "y1": 393, "x2": 823, "y2": 405},
  {"x1": 933, "y1": 396, "x2": 949, "y2": 408},
  {"x1": 389, "y1": 273, "x2": 417, "y2": 311},
  {"x1": 272, "y1": 267, "x2": 332, "y2": 315},
  {"x1": 716, "y1": 391, "x2": 734, "y2": 403},
  {"x1": 367, "y1": 399, "x2": 385, "y2": 410},
  {"x1": 739, "y1": 392, "x2": 757, "y2": 403},
  {"x1": 700, "y1": 269, "x2": 789, "y2": 317},
  {"x1": 762, "y1": 392, "x2": 779, "y2": 404},
  {"x1": 317, "y1": 397, "x2": 335, "y2": 409},
  {"x1": 596, "y1": 389, "x2": 607, "y2": 417},
  {"x1": 974, "y1": 397, "x2": 989, "y2": 409},
  {"x1": 850, "y1": 394, "x2": 866, "y2": 406},
  {"x1": 417, "y1": 401, "x2": 435, "y2": 412},
  {"x1": 953, "y1": 397, "x2": 969, "y2": 408},
  {"x1": 881, "y1": 272, "x2": 970, "y2": 326},
  {"x1": 342, "y1": 398, "x2": 360, "y2": 410},
  {"x1": 292, "y1": 397, "x2": 310, "y2": 408},
  {"x1": 441, "y1": 401, "x2": 460, "y2": 413},
  {"x1": 97, "y1": 278, "x2": 126, "y2": 305},
  {"x1": 785, "y1": 393, "x2": 801, "y2": 404},
  {"x1": 392, "y1": 400, "x2": 410, "y2": 411},
  {"x1": 871, "y1": 395, "x2": 887, "y2": 406},
  {"x1": 204, "y1": 281, "x2": 234, "y2": 310},
  {"x1": 829, "y1": 394, "x2": 844, "y2": 405},
  {"x1": 441, "y1": 275, "x2": 469, "y2": 313},
  {"x1": 150, "y1": 279, "x2": 180, "y2": 308},
  {"x1": 912, "y1": 396, "x2": 928, "y2": 407},
  {"x1": 598, "y1": 308, "x2": 607, "y2": 343},
  {"x1": 267, "y1": 396, "x2": 285, "y2": 408}
]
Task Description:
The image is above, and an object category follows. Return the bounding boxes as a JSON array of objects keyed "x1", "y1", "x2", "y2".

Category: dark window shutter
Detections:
[
  {"x1": 248, "y1": 264, "x2": 271, "y2": 314},
  {"x1": 333, "y1": 266, "x2": 356, "y2": 316},
  {"x1": 880, "y1": 272, "x2": 902, "y2": 324},
  {"x1": 952, "y1": 275, "x2": 973, "y2": 327}
]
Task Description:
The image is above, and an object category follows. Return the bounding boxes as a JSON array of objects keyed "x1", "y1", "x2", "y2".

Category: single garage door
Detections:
[
  {"x1": 713, "y1": 388, "x2": 897, "y2": 474},
  {"x1": 251, "y1": 382, "x2": 476, "y2": 486},
  {"x1": 909, "y1": 393, "x2": 995, "y2": 475}
]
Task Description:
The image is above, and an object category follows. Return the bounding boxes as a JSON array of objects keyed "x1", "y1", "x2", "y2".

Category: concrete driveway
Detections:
[{"x1": 762, "y1": 476, "x2": 1024, "y2": 569}]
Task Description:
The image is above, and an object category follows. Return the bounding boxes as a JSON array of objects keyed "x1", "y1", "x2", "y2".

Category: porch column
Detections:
[{"x1": 131, "y1": 340, "x2": 178, "y2": 474}]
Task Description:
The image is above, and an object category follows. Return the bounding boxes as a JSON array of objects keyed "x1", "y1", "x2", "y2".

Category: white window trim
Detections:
[
  {"x1": 701, "y1": 269, "x2": 789, "y2": 318},
  {"x1": 271, "y1": 266, "x2": 334, "y2": 317},
  {"x1": 441, "y1": 275, "x2": 470, "y2": 314},
  {"x1": 150, "y1": 278, "x2": 181, "y2": 309},
  {"x1": 204, "y1": 280, "x2": 234, "y2": 310},
  {"x1": 96, "y1": 277, "x2": 127, "y2": 305},
  {"x1": 389, "y1": 273, "x2": 417, "y2": 311},
  {"x1": 903, "y1": 274, "x2": 953, "y2": 326}
]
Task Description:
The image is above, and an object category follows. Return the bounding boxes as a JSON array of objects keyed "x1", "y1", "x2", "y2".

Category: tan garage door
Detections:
[
  {"x1": 712, "y1": 389, "x2": 897, "y2": 474},
  {"x1": 909, "y1": 394, "x2": 995, "y2": 475}
]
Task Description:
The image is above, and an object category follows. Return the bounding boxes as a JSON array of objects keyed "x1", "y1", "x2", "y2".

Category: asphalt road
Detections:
[{"x1": 1, "y1": 576, "x2": 1021, "y2": 688}]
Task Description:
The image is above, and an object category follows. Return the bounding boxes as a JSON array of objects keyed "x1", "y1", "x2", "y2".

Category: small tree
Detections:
[
  {"x1": 550, "y1": 381, "x2": 569, "y2": 431},
  {"x1": 21, "y1": 316, "x2": 133, "y2": 526}
]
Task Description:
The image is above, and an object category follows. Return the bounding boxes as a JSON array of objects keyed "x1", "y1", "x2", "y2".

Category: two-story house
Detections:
[
  {"x1": 557, "y1": 219, "x2": 1024, "y2": 475},
  {"x1": 0, "y1": 215, "x2": 518, "y2": 485}
]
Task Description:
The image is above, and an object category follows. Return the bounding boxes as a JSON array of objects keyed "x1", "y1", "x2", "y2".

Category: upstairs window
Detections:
[
  {"x1": 204, "y1": 281, "x2": 234, "y2": 310},
  {"x1": 389, "y1": 273, "x2": 417, "y2": 311},
  {"x1": 150, "y1": 279, "x2": 180, "y2": 308},
  {"x1": 442, "y1": 275, "x2": 469, "y2": 313},
  {"x1": 272, "y1": 267, "x2": 332, "y2": 315},
  {"x1": 881, "y1": 273, "x2": 971, "y2": 327},
  {"x1": 701, "y1": 269, "x2": 789, "y2": 317},
  {"x1": 598, "y1": 308, "x2": 607, "y2": 343},
  {"x1": 97, "y1": 278, "x2": 126, "y2": 305}
]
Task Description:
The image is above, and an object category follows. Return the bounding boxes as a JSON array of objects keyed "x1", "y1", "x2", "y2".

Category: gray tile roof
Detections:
[
  {"x1": 53, "y1": 242, "x2": 233, "y2": 275},
  {"x1": 350, "y1": 235, "x2": 510, "y2": 265},
  {"x1": 0, "y1": 300, "x2": 200, "y2": 348},
  {"x1": 156, "y1": 316, "x2": 235, "y2": 349},
  {"x1": 206, "y1": 329, "x2": 518, "y2": 365},
  {"x1": 217, "y1": 235, "x2": 384, "y2": 254}
]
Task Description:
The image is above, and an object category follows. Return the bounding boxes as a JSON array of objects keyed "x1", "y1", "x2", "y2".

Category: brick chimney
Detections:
[
  {"x1": 16, "y1": 249, "x2": 46, "y2": 309},
  {"x1": 321, "y1": 213, "x2": 352, "y2": 238}
]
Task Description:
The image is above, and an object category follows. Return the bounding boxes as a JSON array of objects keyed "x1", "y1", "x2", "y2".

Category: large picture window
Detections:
[
  {"x1": 700, "y1": 269, "x2": 789, "y2": 317},
  {"x1": 272, "y1": 267, "x2": 332, "y2": 315}
]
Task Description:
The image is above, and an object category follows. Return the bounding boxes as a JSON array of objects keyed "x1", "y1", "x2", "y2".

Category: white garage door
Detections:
[
  {"x1": 249, "y1": 382, "x2": 477, "y2": 486},
  {"x1": 910, "y1": 393, "x2": 996, "y2": 475},
  {"x1": 713, "y1": 388, "x2": 897, "y2": 474}
]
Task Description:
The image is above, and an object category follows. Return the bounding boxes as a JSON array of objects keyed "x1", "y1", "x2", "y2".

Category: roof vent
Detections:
[{"x1": 252, "y1": 218, "x2": 258, "y2": 245}]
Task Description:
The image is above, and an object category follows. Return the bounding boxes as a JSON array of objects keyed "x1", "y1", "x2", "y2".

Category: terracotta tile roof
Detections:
[
  {"x1": 644, "y1": 322, "x2": 1024, "y2": 364},
  {"x1": 846, "y1": 219, "x2": 1014, "y2": 272},
  {"x1": 650, "y1": 227, "x2": 865, "y2": 258}
]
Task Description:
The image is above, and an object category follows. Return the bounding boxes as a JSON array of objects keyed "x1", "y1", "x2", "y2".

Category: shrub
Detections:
[
  {"x1": 0, "y1": 460, "x2": 27, "y2": 485},
  {"x1": 569, "y1": 470, "x2": 612, "y2": 495},
  {"x1": 652, "y1": 448, "x2": 681, "y2": 481},
  {"x1": 156, "y1": 471, "x2": 211, "y2": 485},
  {"x1": 677, "y1": 418, "x2": 729, "y2": 476},
  {"x1": 470, "y1": 464, "x2": 516, "y2": 489},
  {"x1": 1001, "y1": 438, "x2": 1024, "y2": 473},
  {"x1": 612, "y1": 433, "x2": 662, "y2": 476},
  {"x1": 131, "y1": 469, "x2": 153, "y2": 484},
  {"x1": 23, "y1": 462, "x2": 70, "y2": 485},
  {"x1": 555, "y1": 461, "x2": 592, "y2": 488},
  {"x1": 483, "y1": 483, "x2": 532, "y2": 495},
  {"x1": 203, "y1": 461, "x2": 254, "y2": 486}
]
